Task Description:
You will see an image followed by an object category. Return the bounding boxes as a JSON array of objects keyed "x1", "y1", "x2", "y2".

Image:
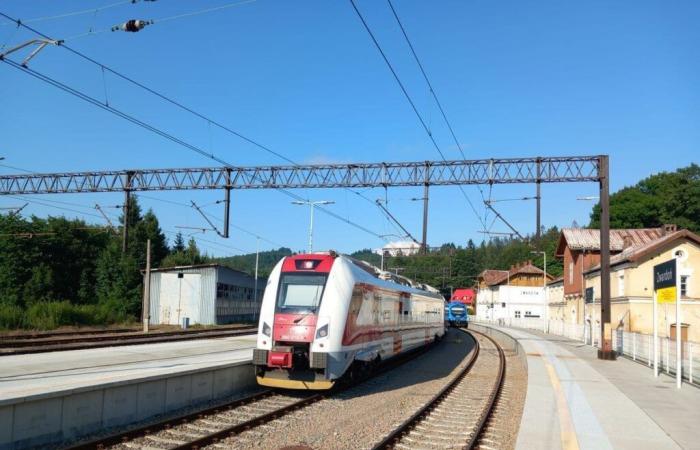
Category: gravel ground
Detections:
[
  {"x1": 474, "y1": 330, "x2": 528, "y2": 450},
  {"x1": 209, "y1": 328, "x2": 476, "y2": 450}
]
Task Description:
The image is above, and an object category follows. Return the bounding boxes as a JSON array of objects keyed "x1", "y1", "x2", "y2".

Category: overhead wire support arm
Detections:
[
  {"x1": 94, "y1": 203, "x2": 116, "y2": 231},
  {"x1": 0, "y1": 38, "x2": 62, "y2": 66},
  {"x1": 374, "y1": 200, "x2": 420, "y2": 245},
  {"x1": 191, "y1": 201, "x2": 226, "y2": 238},
  {"x1": 483, "y1": 201, "x2": 524, "y2": 240}
]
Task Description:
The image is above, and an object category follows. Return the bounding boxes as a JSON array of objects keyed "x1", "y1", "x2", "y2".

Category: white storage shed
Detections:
[{"x1": 146, "y1": 264, "x2": 265, "y2": 325}]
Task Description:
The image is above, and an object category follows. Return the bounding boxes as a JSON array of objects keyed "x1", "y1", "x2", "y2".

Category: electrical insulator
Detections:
[{"x1": 111, "y1": 19, "x2": 153, "y2": 33}]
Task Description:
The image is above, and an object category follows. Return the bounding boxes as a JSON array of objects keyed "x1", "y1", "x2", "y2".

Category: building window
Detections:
[
  {"x1": 681, "y1": 276, "x2": 689, "y2": 297},
  {"x1": 501, "y1": 302, "x2": 506, "y2": 308},
  {"x1": 569, "y1": 262, "x2": 574, "y2": 284},
  {"x1": 618, "y1": 274, "x2": 624, "y2": 296},
  {"x1": 514, "y1": 310, "x2": 521, "y2": 318}
]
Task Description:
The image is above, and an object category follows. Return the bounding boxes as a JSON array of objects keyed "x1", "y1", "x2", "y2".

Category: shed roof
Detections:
[
  {"x1": 555, "y1": 227, "x2": 665, "y2": 257},
  {"x1": 148, "y1": 263, "x2": 253, "y2": 277}
]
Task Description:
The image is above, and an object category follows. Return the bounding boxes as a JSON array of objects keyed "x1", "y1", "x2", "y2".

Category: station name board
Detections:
[{"x1": 653, "y1": 259, "x2": 676, "y2": 290}]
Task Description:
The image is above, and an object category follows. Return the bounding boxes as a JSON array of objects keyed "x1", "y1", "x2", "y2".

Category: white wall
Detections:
[{"x1": 478, "y1": 285, "x2": 545, "y2": 321}]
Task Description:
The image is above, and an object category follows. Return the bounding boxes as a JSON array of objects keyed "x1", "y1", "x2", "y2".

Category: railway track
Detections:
[
  {"x1": 373, "y1": 329, "x2": 506, "y2": 450},
  {"x1": 0, "y1": 326, "x2": 257, "y2": 355},
  {"x1": 68, "y1": 338, "x2": 440, "y2": 450},
  {"x1": 68, "y1": 390, "x2": 321, "y2": 450}
]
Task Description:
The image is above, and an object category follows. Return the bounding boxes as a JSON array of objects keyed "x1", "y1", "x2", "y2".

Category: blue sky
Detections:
[{"x1": 0, "y1": 0, "x2": 698, "y2": 257}]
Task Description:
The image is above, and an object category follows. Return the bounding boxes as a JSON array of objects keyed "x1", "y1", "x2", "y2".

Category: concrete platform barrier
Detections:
[{"x1": 0, "y1": 361, "x2": 255, "y2": 450}]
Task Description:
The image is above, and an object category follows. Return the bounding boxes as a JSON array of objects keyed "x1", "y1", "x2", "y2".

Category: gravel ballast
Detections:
[{"x1": 210, "y1": 328, "x2": 477, "y2": 450}]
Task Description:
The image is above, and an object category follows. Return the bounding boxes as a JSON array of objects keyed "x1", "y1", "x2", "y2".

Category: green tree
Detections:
[
  {"x1": 172, "y1": 232, "x2": 186, "y2": 252},
  {"x1": 590, "y1": 164, "x2": 700, "y2": 232}
]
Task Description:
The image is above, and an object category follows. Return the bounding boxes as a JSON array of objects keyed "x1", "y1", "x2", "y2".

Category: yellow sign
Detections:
[{"x1": 657, "y1": 286, "x2": 677, "y2": 304}]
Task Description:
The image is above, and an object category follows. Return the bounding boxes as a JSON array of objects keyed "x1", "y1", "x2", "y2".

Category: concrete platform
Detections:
[
  {"x1": 481, "y1": 324, "x2": 700, "y2": 450},
  {"x1": 0, "y1": 334, "x2": 257, "y2": 450}
]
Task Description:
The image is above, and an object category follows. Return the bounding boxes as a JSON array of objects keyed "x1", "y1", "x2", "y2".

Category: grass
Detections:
[{"x1": 0, "y1": 301, "x2": 133, "y2": 331}]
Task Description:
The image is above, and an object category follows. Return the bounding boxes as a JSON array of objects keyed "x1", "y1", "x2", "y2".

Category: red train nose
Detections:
[{"x1": 273, "y1": 314, "x2": 318, "y2": 342}]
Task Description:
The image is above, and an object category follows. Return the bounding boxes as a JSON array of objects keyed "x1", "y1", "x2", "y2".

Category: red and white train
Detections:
[{"x1": 253, "y1": 251, "x2": 445, "y2": 389}]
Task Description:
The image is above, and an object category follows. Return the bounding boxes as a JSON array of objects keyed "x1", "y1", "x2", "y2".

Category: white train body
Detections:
[{"x1": 253, "y1": 252, "x2": 445, "y2": 389}]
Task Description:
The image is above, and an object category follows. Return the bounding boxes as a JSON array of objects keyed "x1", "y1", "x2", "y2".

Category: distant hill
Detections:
[
  {"x1": 349, "y1": 248, "x2": 381, "y2": 266},
  {"x1": 214, "y1": 247, "x2": 294, "y2": 278}
]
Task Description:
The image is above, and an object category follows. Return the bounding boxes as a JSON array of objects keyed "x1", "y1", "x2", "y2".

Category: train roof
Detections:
[{"x1": 282, "y1": 251, "x2": 443, "y2": 299}]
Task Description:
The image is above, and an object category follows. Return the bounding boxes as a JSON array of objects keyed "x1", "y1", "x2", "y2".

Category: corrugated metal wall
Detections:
[
  {"x1": 146, "y1": 265, "x2": 265, "y2": 325},
  {"x1": 215, "y1": 267, "x2": 266, "y2": 324}
]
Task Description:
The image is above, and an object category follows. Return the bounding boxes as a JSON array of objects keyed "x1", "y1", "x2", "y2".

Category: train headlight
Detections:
[
  {"x1": 316, "y1": 324, "x2": 328, "y2": 339},
  {"x1": 262, "y1": 322, "x2": 271, "y2": 337}
]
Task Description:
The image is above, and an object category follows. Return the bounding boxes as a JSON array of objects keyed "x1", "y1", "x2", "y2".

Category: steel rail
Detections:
[
  {"x1": 466, "y1": 329, "x2": 507, "y2": 449},
  {"x1": 67, "y1": 390, "x2": 276, "y2": 450},
  {"x1": 173, "y1": 341, "x2": 440, "y2": 450},
  {"x1": 171, "y1": 392, "x2": 325, "y2": 450},
  {"x1": 372, "y1": 329, "x2": 480, "y2": 449},
  {"x1": 372, "y1": 328, "x2": 506, "y2": 450},
  {"x1": 70, "y1": 333, "x2": 442, "y2": 450}
]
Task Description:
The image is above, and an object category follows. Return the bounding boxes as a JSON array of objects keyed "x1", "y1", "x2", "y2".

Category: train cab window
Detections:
[{"x1": 276, "y1": 274, "x2": 327, "y2": 313}]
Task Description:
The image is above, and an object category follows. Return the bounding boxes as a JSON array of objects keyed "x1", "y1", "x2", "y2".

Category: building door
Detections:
[{"x1": 160, "y1": 273, "x2": 202, "y2": 325}]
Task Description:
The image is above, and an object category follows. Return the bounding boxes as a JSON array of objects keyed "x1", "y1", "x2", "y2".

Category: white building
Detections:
[
  {"x1": 475, "y1": 261, "x2": 551, "y2": 322},
  {"x1": 374, "y1": 240, "x2": 421, "y2": 257},
  {"x1": 146, "y1": 264, "x2": 265, "y2": 326}
]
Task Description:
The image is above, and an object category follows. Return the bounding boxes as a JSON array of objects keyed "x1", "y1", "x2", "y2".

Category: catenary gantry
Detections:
[{"x1": 0, "y1": 156, "x2": 600, "y2": 194}]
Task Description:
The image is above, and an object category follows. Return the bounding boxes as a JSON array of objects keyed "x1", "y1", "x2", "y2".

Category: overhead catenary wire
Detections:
[
  {"x1": 347, "y1": 0, "x2": 488, "y2": 232},
  {"x1": 63, "y1": 0, "x2": 259, "y2": 41},
  {"x1": 0, "y1": 0, "x2": 133, "y2": 26},
  {"x1": 0, "y1": 11, "x2": 391, "y2": 245},
  {"x1": 386, "y1": 0, "x2": 492, "y2": 228}
]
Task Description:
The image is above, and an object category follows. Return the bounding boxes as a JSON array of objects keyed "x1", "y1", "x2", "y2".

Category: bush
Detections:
[
  {"x1": 22, "y1": 301, "x2": 133, "y2": 330},
  {"x1": 0, "y1": 304, "x2": 25, "y2": 329}
]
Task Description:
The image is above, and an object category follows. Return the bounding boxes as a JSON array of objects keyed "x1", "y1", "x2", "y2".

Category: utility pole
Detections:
[
  {"x1": 536, "y1": 157, "x2": 542, "y2": 243},
  {"x1": 223, "y1": 168, "x2": 231, "y2": 238},
  {"x1": 532, "y1": 250, "x2": 547, "y2": 333},
  {"x1": 122, "y1": 171, "x2": 134, "y2": 253},
  {"x1": 422, "y1": 161, "x2": 430, "y2": 254},
  {"x1": 143, "y1": 239, "x2": 151, "y2": 333},
  {"x1": 598, "y1": 155, "x2": 615, "y2": 360},
  {"x1": 254, "y1": 236, "x2": 260, "y2": 319}
]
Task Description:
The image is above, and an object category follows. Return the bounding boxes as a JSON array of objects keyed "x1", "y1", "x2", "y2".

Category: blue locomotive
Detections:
[{"x1": 444, "y1": 301, "x2": 469, "y2": 327}]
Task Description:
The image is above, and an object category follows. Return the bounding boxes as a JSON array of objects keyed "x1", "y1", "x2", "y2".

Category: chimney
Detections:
[
  {"x1": 663, "y1": 224, "x2": 677, "y2": 235},
  {"x1": 622, "y1": 235, "x2": 633, "y2": 249}
]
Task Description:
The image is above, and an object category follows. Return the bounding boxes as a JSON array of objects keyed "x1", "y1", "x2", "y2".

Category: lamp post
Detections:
[
  {"x1": 291, "y1": 200, "x2": 334, "y2": 253},
  {"x1": 532, "y1": 250, "x2": 547, "y2": 333}
]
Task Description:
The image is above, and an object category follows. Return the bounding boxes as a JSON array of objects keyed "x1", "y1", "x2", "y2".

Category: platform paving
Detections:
[
  {"x1": 482, "y1": 324, "x2": 700, "y2": 450},
  {"x1": 0, "y1": 334, "x2": 258, "y2": 450},
  {"x1": 0, "y1": 334, "x2": 257, "y2": 403}
]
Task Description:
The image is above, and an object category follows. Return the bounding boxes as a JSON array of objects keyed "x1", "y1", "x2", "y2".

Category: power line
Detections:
[
  {"x1": 6, "y1": 195, "x2": 115, "y2": 221},
  {"x1": 2, "y1": 1, "x2": 133, "y2": 26},
  {"x1": 1, "y1": 57, "x2": 387, "y2": 242},
  {"x1": 385, "y1": 0, "x2": 492, "y2": 225},
  {"x1": 347, "y1": 0, "x2": 488, "y2": 231},
  {"x1": 65, "y1": 0, "x2": 260, "y2": 41},
  {"x1": 0, "y1": 11, "x2": 389, "y2": 243}
]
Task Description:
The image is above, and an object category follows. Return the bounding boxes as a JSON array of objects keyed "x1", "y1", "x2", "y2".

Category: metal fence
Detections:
[{"x1": 472, "y1": 317, "x2": 698, "y2": 385}]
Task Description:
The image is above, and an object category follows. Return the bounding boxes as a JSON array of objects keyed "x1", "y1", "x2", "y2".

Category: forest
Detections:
[{"x1": 0, "y1": 164, "x2": 697, "y2": 329}]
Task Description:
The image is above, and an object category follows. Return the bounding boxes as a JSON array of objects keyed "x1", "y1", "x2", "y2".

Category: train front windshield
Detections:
[
  {"x1": 450, "y1": 305, "x2": 467, "y2": 316},
  {"x1": 276, "y1": 274, "x2": 327, "y2": 313}
]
